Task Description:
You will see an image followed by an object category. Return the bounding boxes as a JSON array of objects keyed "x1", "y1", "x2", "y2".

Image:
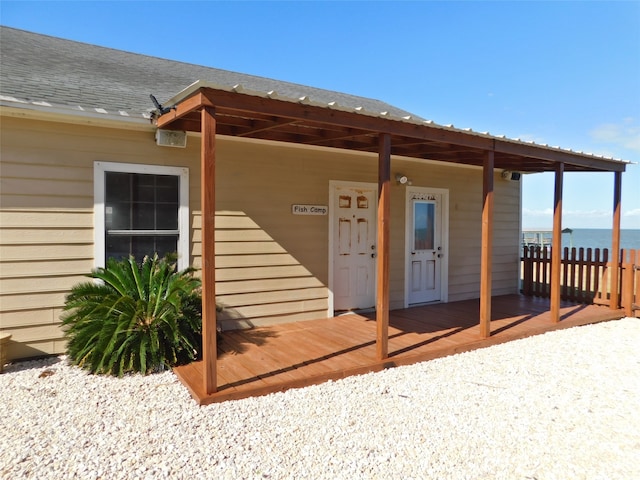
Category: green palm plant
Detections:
[{"x1": 62, "y1": 254, "x2": 202, "y2": 376}]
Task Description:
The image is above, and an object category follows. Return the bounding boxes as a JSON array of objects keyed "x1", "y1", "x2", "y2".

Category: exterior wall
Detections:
[
  {"x1": 0, "y1": 116, "x2": 199, "y2": 360},
  {"x1": 0, "y1": 114, "x2": 521, "y2": 361},
  {"x1": 211, "y1": 138, "x2": 378, "y2": 328},
  {"x1": 390, "y1": 158, "x2": 521, "y2": 304}
]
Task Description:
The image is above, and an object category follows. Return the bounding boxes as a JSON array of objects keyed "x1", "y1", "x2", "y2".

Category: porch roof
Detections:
[{"x1": 157, "y1": 80, "x2": 627, "y2": 173}]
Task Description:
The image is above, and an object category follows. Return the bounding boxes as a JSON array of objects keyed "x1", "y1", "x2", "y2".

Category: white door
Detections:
[
  {"x1": 406, "y1": 191, "x2": 444, "y2": 305},
  {"x1": 331, "y1": 183, "x2": 377, "y2": 311}
]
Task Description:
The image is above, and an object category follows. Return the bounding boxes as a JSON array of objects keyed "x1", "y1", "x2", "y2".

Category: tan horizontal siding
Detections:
[
  {"x1": 0, "y1": 243, "x2": 95, "y2": 261},
  {"x1": 216, "y1": 265, "x2": 315, "y2": 282},
  {"x1": 0, "y1": 210, "x2": 93, "y2": 227},
  {"x1": 216, "y1": 277, "x2": 326, "y2": 295},
  {"x1": 0, "y1": 275, "x2": 88, "y2": 294},
  {"x1": 219, "y1": 309, "x2": 329, "y2": 330},
  {"x1": 7, "y1": 340, "x2": 60, "y2": 361},
  {"x1": 4, "y1": 323, "x2": 65, "y2": 343},
  {"x1": 1, "y1": 177, "x2": 93, "y2": 198},
  {"x1": 221, "y1": 298, "x2": 327, "y2": 320},
  {"x1": 1, "y1": 162, "x2": 93, "y2": 181},
  {"x1": 1, "y1": 291, "x2": 68, "y2": 311},
  {"x1": 1, "y1": 228, "x2": 93, "y2": 244},
  {"x1": 1, "y1": 307, "x2": 61, "y2": 328},
  {"x1": 0, "y1": 116, "x2": 199, "y2": 360},
  {"x1": 218, "y1": 287, "x2": 327, "y2": 308},
  {"x1": 212, "y1": 254, "x2": 300, "y2": 269},
  {"x1": 0, "y1": 259, "x2": 93, "y2": 278}
]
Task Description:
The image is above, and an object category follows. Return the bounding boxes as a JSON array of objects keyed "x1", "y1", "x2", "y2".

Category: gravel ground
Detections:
[{"x1": 1, "y1": 318, "x2": 639, "y2": 480}]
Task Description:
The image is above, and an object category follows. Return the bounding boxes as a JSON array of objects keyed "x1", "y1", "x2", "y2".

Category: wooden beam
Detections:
[
  {"x1": 197, "y1": 88, "x2": 496, "y2": 151},
  {"x1": 376, "y1": 133, "x2": 391, "y2": 360},
  {"x1": 494, "y1": 141, "x2": 627, "y2": 172},
  {"x1": 610, "y1": 171, "x2": 622, "y2": 310},
  {"x1": 201, "y1": 106, "x2": 218, "y2": 394},
  {"x1": 550, "y1": 162, "x2": 564, "y2": 322},
  {"x1": 479, "y1": 151, "x2": 494, "y2": 338},
  {"x1": 156, "y1": 92, "x2": 210, "y2": 129}
]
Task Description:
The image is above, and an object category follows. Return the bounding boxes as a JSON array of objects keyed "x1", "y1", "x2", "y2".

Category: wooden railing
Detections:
[{"x1": 521, "y1": 247, "x2": 639, "y2": 316}]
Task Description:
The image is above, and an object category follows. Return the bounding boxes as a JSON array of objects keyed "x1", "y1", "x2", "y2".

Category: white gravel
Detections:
[{"x1": 2, "y1": 318, "x2": 639, "y2": 480}]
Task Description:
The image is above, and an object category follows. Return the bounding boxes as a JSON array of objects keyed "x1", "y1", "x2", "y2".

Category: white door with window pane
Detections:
[
  {"x1": 406, "y1": 190, "x2": 444, "y2": 304},
  {"x1": 331, "y1": 183, "x2": 377, "y2": 311}
]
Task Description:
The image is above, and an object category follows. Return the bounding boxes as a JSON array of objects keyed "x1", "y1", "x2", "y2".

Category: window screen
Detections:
[{"x1": 104, "y1": 172, "x2": 179, "y2": 262}]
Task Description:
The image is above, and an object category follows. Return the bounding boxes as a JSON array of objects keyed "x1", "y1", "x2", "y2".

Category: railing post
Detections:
[
  {"x1": 522, "y1": 246, "x2": 533, "y2": 296},
  {"x1": 622, "y1": 250, "x2": 636, "y2": 317},
  {"x1": 585, "y1": 248, "x2": 593, "y2": 303}
]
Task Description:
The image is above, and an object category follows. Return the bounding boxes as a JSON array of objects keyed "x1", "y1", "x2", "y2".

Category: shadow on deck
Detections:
[{"x1": 173, "y1": 294, "x2": 625, "y2": 405}]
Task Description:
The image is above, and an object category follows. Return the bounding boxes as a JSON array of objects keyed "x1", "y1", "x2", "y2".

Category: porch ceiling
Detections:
[{"x1": 156, "y1": 82, "x2": 627, "y2": 173}]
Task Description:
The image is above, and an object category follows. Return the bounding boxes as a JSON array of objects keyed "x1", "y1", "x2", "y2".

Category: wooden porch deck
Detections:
[{"x1": 174, "y1": 294, "x2": 624, "y2": 405}]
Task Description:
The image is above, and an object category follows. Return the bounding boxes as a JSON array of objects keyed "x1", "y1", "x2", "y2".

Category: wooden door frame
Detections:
[
  {"x1": 404, "y1": 186, "x2": 449, "y2": 308},
  {"x1": 328, "y1": 180, "x2": 379, "y2": 316}
]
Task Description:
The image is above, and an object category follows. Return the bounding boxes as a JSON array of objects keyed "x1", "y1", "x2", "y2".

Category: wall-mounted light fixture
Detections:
[
  {"x1": 501, "y1": 170, "x2": 521, "y2": 181},
  {"x1": 395, "y1": 173, "x2": 412, "y2": 186},
  {"x1": 156, "y1": 129, "x2": 187, "y2": 148}
]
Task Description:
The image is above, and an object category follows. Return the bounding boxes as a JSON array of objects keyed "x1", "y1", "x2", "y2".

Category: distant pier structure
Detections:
[{"x1": 522, "y1": 228, "x2": 573, "y2": 249}]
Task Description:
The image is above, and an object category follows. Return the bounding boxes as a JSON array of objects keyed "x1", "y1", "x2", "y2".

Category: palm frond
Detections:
[{"x1": 62, "y1": 254, "x2": 203, "y2": 376}]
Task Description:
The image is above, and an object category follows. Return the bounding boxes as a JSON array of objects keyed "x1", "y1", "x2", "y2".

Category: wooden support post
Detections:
[
  {"x1": 376, "y1": 133, "x2": 391, "y2": 360},
  {"x1": 479, "y1": 151, "x2": 494, "y2": 338},
  {"x1": 201, "y1": 106, "x2": 217, "y2": 394},
  {"x1": 610, "y1": 171, "x2": 622, "y2": 310},
  {"x1": 550, "y1": 162, "x2": 564, "y2": 322}
]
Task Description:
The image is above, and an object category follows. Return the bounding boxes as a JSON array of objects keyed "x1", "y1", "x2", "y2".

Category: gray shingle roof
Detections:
[{"x1": 0, "y1": 26, "x2": 420, "y2": 121}]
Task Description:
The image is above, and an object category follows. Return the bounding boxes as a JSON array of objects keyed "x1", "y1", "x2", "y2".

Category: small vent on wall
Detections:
[{"x1": 156, "y1": 129, "x2": 187, "y2": 148}]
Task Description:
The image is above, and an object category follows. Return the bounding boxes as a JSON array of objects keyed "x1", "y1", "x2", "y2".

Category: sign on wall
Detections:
[{"x1": 291, "y1": 204, "x2": 328, "y2": 216}]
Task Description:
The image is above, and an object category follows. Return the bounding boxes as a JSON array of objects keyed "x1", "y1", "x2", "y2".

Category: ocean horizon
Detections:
[{"x1": 523, "y1": 228, "x2": 640, "y2": 251}]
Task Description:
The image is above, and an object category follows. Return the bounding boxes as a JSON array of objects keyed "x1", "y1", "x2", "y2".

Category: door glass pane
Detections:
[{"x1": 414, "y1": 201, "x2": 435, "y2": 251}]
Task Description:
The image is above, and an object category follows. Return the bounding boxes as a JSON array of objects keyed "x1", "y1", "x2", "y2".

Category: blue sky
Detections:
[{"x1": 2, "y1": 0, "x2": 639, "y2": 229}]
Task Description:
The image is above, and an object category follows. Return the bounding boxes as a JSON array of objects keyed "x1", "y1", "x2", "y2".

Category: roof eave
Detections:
[{"x1": 156, "y1": 84, "x2": 629, "y2": 174}]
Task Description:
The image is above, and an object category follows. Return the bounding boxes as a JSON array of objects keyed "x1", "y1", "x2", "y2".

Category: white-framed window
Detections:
[{"x1": 94, "y1": 161, "x2": 189, "y2": 271}]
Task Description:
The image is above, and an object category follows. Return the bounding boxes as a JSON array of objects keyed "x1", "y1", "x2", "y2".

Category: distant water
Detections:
[
  {"x1": 524, "y1": 229, "x2": 640, "y2": 251},
  {"x1": 561, "y1": 229, "x2": 640, "y2": 251}
]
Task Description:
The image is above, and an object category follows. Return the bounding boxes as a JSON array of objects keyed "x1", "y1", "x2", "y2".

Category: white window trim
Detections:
[{"x1": 94, "y1": 161, "x2": 190, "y2": 271}]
